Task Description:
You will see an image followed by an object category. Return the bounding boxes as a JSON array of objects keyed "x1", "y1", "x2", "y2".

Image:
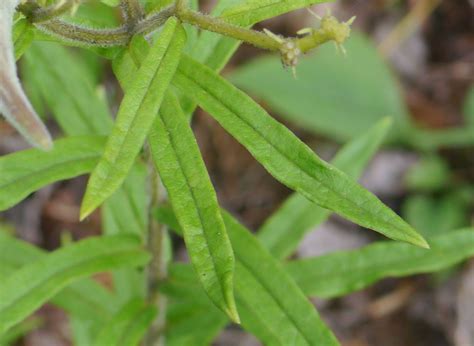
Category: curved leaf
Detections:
[
  {"x1": 173, "y1": 55, "x2": 428, "y2": 248},
  {"x1": 258, "y1": 118, "x2": 392, "y2": 259},
  {"x1": 149, "y1": 92, "x2": 238, "y2": 322},
  {"x1": 80, "y1": 17, "x2": 186, "y2": 219},
  {"x1": 0, "y1": 234, "x2": 150, "y2": 335},
  {"x1": 0, "y1": 136, "x2": 105, "y2": 211},
  {"x1": 287, "y1": 229, "x2": 474, "y2": 299}
]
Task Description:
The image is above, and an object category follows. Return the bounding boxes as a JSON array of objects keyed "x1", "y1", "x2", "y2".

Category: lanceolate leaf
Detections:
[
  {"x1": 0, "y1": 233, "x2": 117, "y2": 325},
  {"x1": 224, "y1": 213, "x2": 338, "y2": 345},
  {"x1": 149, "y1": 92, "x2": 239, "y2": 322},
  {"x1": 173, "y1": 55, "x2": 428, "y2": 248},
  {"x1": 0, "y1": 235, "x2": 150, "y2": 335},
  {"x1": 0, "y1": 0, "x2": 52, "y2": 150},
  {"x1": 258, "y1": 118, "x2": 392, "y2": 259},
  {"x1": 160, "y1": 210, "x2": 338, "y2": 345},
  {"x1": 286, "y1": 229, "x2": 474, "y2": 299},
  {"x1": 94, "y1": 299, "x2": 157, "y2": 346},
  {"x1": 0, "y1": 136, "x2": 105, "y2": 211},
  {"x1": 80, "y1": 17, "x2": 186, "y2": 219}
]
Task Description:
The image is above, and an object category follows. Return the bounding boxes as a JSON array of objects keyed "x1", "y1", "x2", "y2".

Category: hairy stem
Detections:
[
  {"x1": 145, "y1": 151, "x2": 168, "y2": 346},
  {"x1": 17, "y1": 0, "x2": 79, "y2": 23},
  {"x1": 120, "y1": 0, "x2": 144, "y2": 28},
  {"x1": 17, "y1": 1, "x2": 353, "y2": 65}
]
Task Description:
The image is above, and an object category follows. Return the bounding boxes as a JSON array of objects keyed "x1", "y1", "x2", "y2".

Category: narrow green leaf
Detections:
[
  {"x1": 149, "y1": 92, "x2": 239, "y2": 322},
  {"x1": 158, "y1": 209, "x2": 338, "y2": 345},
  {"x1": 94, "y1": 299, "x2": 157, "y2": 346},
  {"x1": 258, "y1": 118, "x2": 392, "y2": 259},
  {"x1": 0, "y1": 234, "x2": 150, "y2": 335},
  {"x1": 221, "y1": 0, "x2": 333, "y2": 26},
  {"x1": 224, "y1": 212, "x2": 338, "y2": 345},
  {"x1": 173, "y1": 55, "x2": 428, "y2": 248},
  {"x1": 22, "y1": 41, "x2": 113, "y2": 136},
  {"x1": 0, "y1": 136, "x2": 105, "y2": 211},
  {"x1": 0, "y1": 232, "x2": 117, "y2": 323},
  {"x1": 286, "y1": 229, "x2": 474, "y2": 299},
  {"x1": 80, "y1": 18, "x2": 186, "y2": 219}
]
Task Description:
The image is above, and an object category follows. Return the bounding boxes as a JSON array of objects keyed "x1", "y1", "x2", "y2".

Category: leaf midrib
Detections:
[{"x1": 158, "y1": 110, "x2": 230, "y2": 309}]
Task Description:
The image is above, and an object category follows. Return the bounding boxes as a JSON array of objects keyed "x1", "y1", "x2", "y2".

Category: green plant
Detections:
[{"x1": 1, "y1": 1, "x2": 473, "y2": 345}]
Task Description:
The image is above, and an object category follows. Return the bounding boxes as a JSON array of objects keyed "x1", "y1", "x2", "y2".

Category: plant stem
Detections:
[
  {"x1": 120, "y1": 0, "x2": 144, "y2": 28},
  {"x1": 18, "y1": 1, "x2": 353, "y2": 65},
  {"x1": 144, "y1": 151, "x2": 168, "y2": 346},
  {"x1": 176, "y1": 6, "x2": 280, "y2": 51},
  {"x1": 17, "y1": 0, "x2": 79, "y2": 23}
]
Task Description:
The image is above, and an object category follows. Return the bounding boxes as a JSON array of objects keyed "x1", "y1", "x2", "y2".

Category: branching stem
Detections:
[{"x1": 17, "y1": 1, "x2": 354, "y2": 67}]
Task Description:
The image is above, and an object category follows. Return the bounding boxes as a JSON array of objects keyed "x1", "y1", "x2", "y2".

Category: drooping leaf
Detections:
[
  {"x1": 0, "y1": 234, "x2": 150, "y2": 334},
  {"x1": 286, "y1": 229, "x2": 474, "y2": 299},
  {"x1": 231, "y1": 32, "x2": 413, "y2": 143},
  {"x1": 94, "y1": 299, "x2": 157, "y2": 346},
  {"x1": 173, "y1": 55, "x2": 428, "y2": 248},
  {"x1": 258, "y1": 118, "x2": 391, "y2": 259},
  {"x1": 22, "y1": 41, "x2": 113, "y2": 136},
  {"x1": 80, "y1": 17, "x2": 186, "y2": 219},
  {"x1": 0, "y1": 136, "x2": 105, "y2": 211},
  {"x1": 158, "y1": 209, "x2": 339, "y2": 345},
  {"x1": 0, "y1": 0, "x2": 52, "y2": 150},
  {"x1": 149, "y1": 92, "x2": 238, "y2": 322}
]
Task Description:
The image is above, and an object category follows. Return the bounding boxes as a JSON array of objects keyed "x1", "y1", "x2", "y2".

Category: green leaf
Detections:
[
  {"x1": 94, "y1": 299, "x2": 157, "y2": 346},
  {"x1": 161, "y1": 265, "x2": 228, "y2": 346},
  {"x1": 221, "y1": 0, "x2": 333, "y2": 26},
  {"x1": 0, "y1": 234, "x2": 150, "y2": 335},
  {"x1": 286, "y1": 229, "x2": 474, "y2": 299},
  {"x1": 149, "y1": 92, "x2": 238, "y2": 322},
  {"x1": 22, "y1": 42, "x2": 113, "y2": 136},
  {"x1": 258, "y1": 118, "x2": 392, "y2": 259},
  {"x1": 102, "y1": 163, "x2": 149, "y2": 302},
  {"x1": 158, "y1": 210, "x2": 338, "y2": 345},
  {"x1": 402, "y1": 194, "x2": 468, "y2": 238},
  {"x1": 80, "y1": 17, "x2": 186, "y2": 219},
  {"x1": 13, "y1": 18, "x2": 34, "y2": 60},
  {"x1": 231, "y1": 32, "x2": 413, "y2": 143},
  {"x1": 404, "y1": 154, "x2": 450, "y2": 192},
  {"x1": 0, "y1": 136, "x2": 105, "y2": 211},
  {"x1": 173, "y1": 55, "x2": 428, "y2": 248},
  {"x1": 0, "y1": 232, "x2": 117, "y2": 324},
  {"x1": 224, "y1": 213, "x2": 338, "y2": 345}
]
